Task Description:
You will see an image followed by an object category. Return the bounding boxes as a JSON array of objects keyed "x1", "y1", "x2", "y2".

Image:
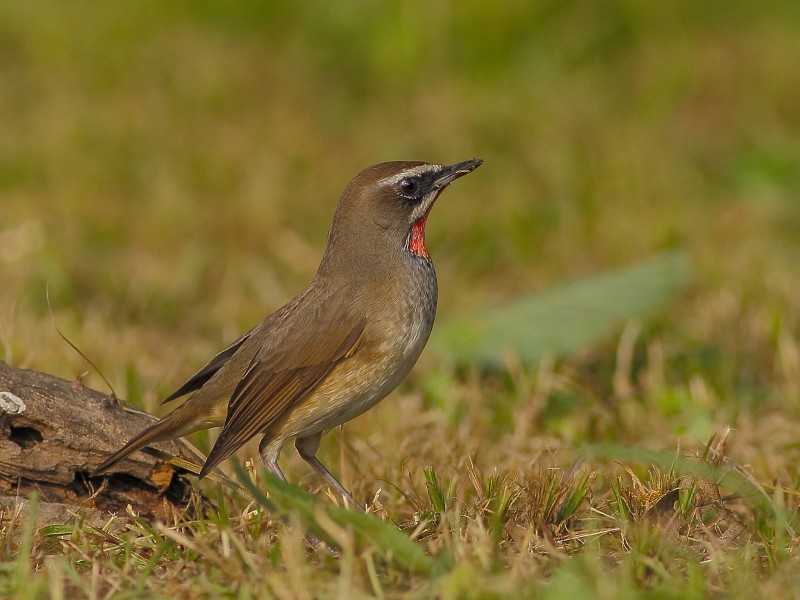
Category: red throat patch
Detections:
[
  {"x1": 408, "y1": 186, "x2": 449, "y2": 259},
  {"x1": 408, "y1": 208, "x2": 431, "y2": 259}
]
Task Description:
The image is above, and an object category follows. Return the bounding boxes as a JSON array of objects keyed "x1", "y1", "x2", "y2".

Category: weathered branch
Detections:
[{"x1": 0, "y1": 360, "x2": 202, "y2": 526}]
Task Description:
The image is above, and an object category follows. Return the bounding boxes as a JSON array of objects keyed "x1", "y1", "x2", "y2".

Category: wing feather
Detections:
[
  {"x1": 199, "y1": 305, "x2": 366, "y2": 478},
  {"x1": 161, "y1": 329, "x2": 254, "y2": 404}
]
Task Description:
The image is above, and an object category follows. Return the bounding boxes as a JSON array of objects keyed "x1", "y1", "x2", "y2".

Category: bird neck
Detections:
[
  {"x1": 315, "y1": 226, "x2": 432, "y2": 289},
  {"x1": 406, "y1": 208, "x2": 432, "y2": 259}
]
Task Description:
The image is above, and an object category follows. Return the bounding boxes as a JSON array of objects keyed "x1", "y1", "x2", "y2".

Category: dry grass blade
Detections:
[{"x1": 232, "y1": 462, "x2": 442, "y2": 576}]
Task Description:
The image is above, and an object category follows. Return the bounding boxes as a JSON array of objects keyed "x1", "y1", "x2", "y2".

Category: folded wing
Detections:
[{"x1": 199, "y1": 296, "x2": 366, "y2": 478}]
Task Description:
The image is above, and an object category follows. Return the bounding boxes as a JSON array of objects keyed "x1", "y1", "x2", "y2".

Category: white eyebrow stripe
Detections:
[{"x1": 378, "y1": 164, "x2": 442, "y2": 186}]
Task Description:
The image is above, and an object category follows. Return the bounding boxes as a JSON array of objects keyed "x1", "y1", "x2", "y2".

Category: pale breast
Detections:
[{"x1": 280, "y1": 259, "x2": 438, "y2": 438}]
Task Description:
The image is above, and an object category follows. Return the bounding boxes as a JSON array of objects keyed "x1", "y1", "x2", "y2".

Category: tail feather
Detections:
[{"x1": 93, "y1": 416, "x2": 185, "y2": 475}]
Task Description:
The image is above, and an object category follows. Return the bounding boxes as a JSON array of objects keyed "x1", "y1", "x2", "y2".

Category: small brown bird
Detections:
[{"x1": 94, "y1": 158, "x2": 482, "y2": 507}]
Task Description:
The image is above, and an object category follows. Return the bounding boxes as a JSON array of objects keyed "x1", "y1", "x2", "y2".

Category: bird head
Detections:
[{"x1": 320, "y1": 159, "x2": 483, "y2": 276}]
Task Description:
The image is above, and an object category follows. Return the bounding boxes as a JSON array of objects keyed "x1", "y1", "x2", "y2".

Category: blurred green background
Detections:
[
  {"x1": 1, "y1": 0, "x2": 799, "y2": 412},
  {"x1": 4, "y1": 4, "x2": 800, "y2": 594}
]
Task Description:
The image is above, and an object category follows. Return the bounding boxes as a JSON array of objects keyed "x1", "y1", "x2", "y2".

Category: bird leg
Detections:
[
  {"x1": 267, "y1": 458, "x2": 286, "y2": 481},
  {"x1": 259, "y1": 437, "x2": 287, "y2": 481},
  {"x1": 295, "y1": 434, "x2": 364, "y2": 511}
]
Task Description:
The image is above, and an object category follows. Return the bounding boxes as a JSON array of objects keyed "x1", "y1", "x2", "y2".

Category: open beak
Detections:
[{"x1": 434, "y1": 158, "x2": 483, "y2": 188}]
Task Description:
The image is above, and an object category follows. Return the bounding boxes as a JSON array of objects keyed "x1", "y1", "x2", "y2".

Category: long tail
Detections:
[{"x1": 93, "y1": 413, "x2": 194, "y2": 475}]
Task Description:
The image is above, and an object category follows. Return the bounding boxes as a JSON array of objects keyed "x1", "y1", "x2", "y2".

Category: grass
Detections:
[{"x1": 2, "y1": 0, "x2": 800, "y2": 597}]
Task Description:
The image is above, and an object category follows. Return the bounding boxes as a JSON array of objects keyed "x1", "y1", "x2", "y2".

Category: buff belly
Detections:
[{"x1": 270, "y1": 309, "x2": 433, "y2": 442}]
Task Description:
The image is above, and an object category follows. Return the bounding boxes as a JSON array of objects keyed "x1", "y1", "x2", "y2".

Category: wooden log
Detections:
[{"x1": 0, "y1": 360, "x2": 203, "y2": 524}]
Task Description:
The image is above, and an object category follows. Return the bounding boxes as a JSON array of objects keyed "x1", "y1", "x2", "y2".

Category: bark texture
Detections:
[{"x1": 0, "y1": 360, "x2": 201, "y2": 526}]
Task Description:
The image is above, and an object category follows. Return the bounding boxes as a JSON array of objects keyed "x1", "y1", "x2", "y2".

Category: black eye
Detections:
[{"x1": 398, "y1": 177, "x2": 419, "y2": 197}]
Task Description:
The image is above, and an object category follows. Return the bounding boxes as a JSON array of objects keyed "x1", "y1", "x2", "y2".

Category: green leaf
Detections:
[{"x1": 430, "y1": 251, "x2": 692, "y2": 367}]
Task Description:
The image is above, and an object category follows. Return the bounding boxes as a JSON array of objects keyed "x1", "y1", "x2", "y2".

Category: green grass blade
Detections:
[
  {"x1": 577, "y1": 443, "x2": 787, "y2": 521},
  {"x1": 424, "y1": 466, "x2": 447, "y2": 513},
  {"x1": 430, "y1": 251, "x2": 692, "y2": 367},
  {"x1": 232, "y1": 462, "x2": 441, "y2": 576}
]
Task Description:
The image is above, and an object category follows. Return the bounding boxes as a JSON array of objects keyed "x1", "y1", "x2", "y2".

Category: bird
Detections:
[{"x1": 93, "y1": 158, "x2": 483, "y2": 508}]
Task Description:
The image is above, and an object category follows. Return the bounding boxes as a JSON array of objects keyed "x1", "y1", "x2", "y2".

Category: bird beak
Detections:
[{"x1": 434, "y1": 158, "x2": 484, "y2": 188}]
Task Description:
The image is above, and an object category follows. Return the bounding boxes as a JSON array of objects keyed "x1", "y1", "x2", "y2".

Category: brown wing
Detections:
[
  {"x1": 198, "y1": 302, "x2": 366, "y2": 478},
  {"x1": 161, "y1": 329, "x2": 255, "y2": 404}
]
